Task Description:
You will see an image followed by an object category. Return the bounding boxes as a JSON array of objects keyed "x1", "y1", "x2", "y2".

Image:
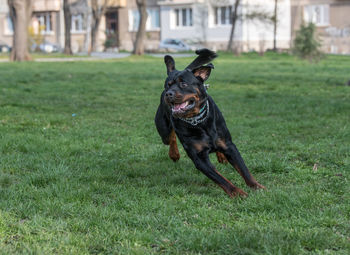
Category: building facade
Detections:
[
  {"x1": 291, "y1": 0, "x2": 350, "y2": 54},
  {"x1": 0, "y1": 0, "x2": 349, "y2": 54},
  {"x1": 116, "y1": 0, "x2": 160, "y2": 51},
  {"x1": 158, "y1": 0, "x2": 291, "y2": 52},
  {"x1": 0, "y1": 0, "x2": 13, "y2": 47},
  {"x1": 0, "y1": 0, "x2": 159, "y2": 52}
]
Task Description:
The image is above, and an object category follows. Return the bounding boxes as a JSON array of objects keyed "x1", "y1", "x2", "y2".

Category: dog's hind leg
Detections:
[
  {"x1": 187, "y1": 149, "x2": 247, "y2": 197},
  {"x1": 216, "y1": 152, "x2": 228, "y2": 164},
  {"x1": 222, "y1": 142, "x2": 265, "y2": 190}
]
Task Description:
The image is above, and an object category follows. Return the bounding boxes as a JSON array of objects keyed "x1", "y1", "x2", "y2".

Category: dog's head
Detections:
[{"x1": 163, "y1": 49, "x2": 217, "y2": 118}]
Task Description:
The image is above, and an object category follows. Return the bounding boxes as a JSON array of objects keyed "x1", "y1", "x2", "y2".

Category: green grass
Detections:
[{"x1": 0, "y1": 53, "x2": 349, "y2": 254}]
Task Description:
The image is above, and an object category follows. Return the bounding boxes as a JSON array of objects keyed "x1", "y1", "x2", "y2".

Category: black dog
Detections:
[{"x1": 155, "y1": 49, "x2": 265, "y2": 197}]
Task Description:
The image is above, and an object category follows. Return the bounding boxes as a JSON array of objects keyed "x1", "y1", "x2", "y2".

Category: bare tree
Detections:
[
  {"x1": 64, "y1": 0, "x2": 73, "y2": 54},
  {"x1": 90, "y1": 0, "x2": 109, "y2": 54},
  {"x1": 224, "y1": 0, "x2": 274, "y2": 54},
  {"x1": 197, "y1": 3, "x2": 208, "y2": 46},
  {"x1": 227, "y1": 0, "x2": 241, "y2": 53},
  {"x1": 8, "y1": 0, "x2": 32, "y2": 61},
  {"x1": 272, "y1": 0, "x2": 278, "y2": 51},
  {"x1": 133, "y1": 0, "x2": 148, "y2": 55}
]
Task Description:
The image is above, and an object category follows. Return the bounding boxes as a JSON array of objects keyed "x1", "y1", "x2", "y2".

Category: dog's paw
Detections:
[
  {"x1": 216, "y1": 152, "x2": 228, "y2": 164},
  {"x1": 169, "y1": 149, "x2": 180, "y2": 162},
  {"x1": 249, "y1": 182, "x2": 266, "y2": 190},
  {"x1": 231, "y1": 188, "x2": 248, "y2": 198}
]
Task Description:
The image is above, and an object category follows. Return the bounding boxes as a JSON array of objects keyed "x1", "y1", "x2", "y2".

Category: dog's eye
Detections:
[{"x1": 179, "y1": 82, "x2": 188, "y2": 89}]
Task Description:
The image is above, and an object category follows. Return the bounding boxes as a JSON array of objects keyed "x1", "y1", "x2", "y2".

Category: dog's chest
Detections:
[{"x1": 175, "y1": 123, "x2": 219, "y2": 150}]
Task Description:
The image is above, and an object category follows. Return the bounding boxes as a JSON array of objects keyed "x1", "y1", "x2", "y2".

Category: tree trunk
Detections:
[
  {"x1": 8, "y1": 0, "x2": 32, "y2": 61},
  {"x1": 84, "y1": 10, "x2": 92, "y2": 52},
  {"x1": 89, "y1": 0, "x2": 109, "y2": 55},
  {"x1": 63, "y1": 0, "x2": 72, "y2": 55},
  {"x1": 273, "y1": 0, "x2": 278, "y2": 52},
  {"x1": 89, "y1": 15, "x2": 101, "y2": 54},
  {"x1": 133, "y1": 0, "x2": 148, "y2": 55},
  {"x1": 227, "y1": 0, "x2": 240, "y2": 53}
]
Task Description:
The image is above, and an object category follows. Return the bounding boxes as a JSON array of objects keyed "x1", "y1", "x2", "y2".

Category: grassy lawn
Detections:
[{"x1": 0, "y1": 53, "x2": 349, "y2": 254}]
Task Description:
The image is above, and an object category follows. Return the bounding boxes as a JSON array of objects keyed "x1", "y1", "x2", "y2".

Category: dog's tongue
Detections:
[{"x1": 174, "y1": 101, "x2": 188, "y2": 111}]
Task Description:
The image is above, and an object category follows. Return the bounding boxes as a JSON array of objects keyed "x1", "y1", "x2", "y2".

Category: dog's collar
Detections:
[
  {"x1": 178, "y1": 100, "x2": 209, "y2": 126},
  {"x1": 204, "y1": 83, "x2": 209, "y2": 92}
]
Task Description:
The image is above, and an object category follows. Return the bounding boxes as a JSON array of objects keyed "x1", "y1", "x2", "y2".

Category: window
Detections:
[
  {"x1": 214, "y1": 6, "x2": 232, "y2": 26},
  {"x1": 148, "y1": 9, "x2": 160, "y2": 30},
  {"x1": 304, "y1": 5, "x2": 329, "y2": 26},
  {"x1": 106, "y1": 12, "x2": 118, "y2": 35},
  {"x1": 129, "y1": 8, "x2": 160, "y2": 31},
  {"x1": 4, "y1": 15, "x2": 13, "y2": 35},
  {"x1": 71, "y1": 14, "x2": 84, "y2": 33},
  {"x1": 174, "y1": 8, "x2": 193, "y2": 27},
  {"x1": 36, "y1": 12, "x2": 53, "y2": 34},
  {"x1": 130, "y1": 10, "x2": 139, "y2": 31}
]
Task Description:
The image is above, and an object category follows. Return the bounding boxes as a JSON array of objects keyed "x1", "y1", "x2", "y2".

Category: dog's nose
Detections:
[{"x1": 165, "y1": 91, "x2": 175, "y2": 100}]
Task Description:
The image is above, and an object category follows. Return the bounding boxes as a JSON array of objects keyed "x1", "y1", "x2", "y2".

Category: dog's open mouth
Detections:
[{"x1": 171, "y1": 98, "x2": 195, "y2": 114}]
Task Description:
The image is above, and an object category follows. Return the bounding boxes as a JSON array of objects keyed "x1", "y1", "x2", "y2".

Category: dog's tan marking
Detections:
[
  {"x1": 233, "y1": 164, "x2": 266, "y2": 190},
  {"x1": 216, "y1": 138, "x2": 228, "y2": 150},
  {"x1": 216, "y1": 152, "x2": 228, "y2": 164},
  {"x1": 181, "y1": 92, "x2": 201, "y2": 118},
  {"x1": 168, "y1": 129, "x2": 180, "y2": 162},
  {"x1": 213, "y1": 168, "x2": 248, "y2": 198},
  {"x1": 181, "y1": 93, "x2": 199, "y2": 103},
  {"x1": 193, "y1": 141, "x2": 208, "y2": 152}
]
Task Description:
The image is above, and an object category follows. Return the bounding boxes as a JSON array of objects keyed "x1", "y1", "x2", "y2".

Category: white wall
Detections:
[
  {"x1": 0, "y1": 0, "x2": 8, "y2": 12},
  {"x1": 160, "y1": 0, "x2": 291, "y2": 50},
  {"x1": 160, "y1": 3, "x2": 243, "y2": 43},
  {"x1": 206, "y1": 3, "x2": 243, "y2": 43},
  {"x1": 160, "y1": 5, "x2": 198, "y2": 41},
  {"x1": 0, "y1": 0, "x2": 12, "y2": 46},
  {"x1": 241, "y1": 0, "x2": 291, "y2": 50}
]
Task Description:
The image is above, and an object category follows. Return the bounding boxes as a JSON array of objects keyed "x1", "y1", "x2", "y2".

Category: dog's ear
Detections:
[
  {"x1": 192, "y1": 63, "x2": 214, "y2": 82},
  {"x1": 186, "y1": 49, "x2": 217, "y2": 71},
  {"x1": 164, "y1": 55, "x2": 176, "y2": 75}
]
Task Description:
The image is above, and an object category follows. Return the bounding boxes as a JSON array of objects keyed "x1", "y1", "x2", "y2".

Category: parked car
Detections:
[
  {"x1": 0, "y1": 42, "x2": 11, "y2": 53},
  {"x1": 159, "y1": 39, "x2": 192, "y2": 52},
  {"x1": 182, "y1": 39, "x2": 204, "y2": 51},
  {"x1": 31, "y1": 40, "x2": 60, "y2": 53}
]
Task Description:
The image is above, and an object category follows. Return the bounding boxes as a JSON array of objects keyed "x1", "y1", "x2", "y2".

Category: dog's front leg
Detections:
[
  {"x1": 186, "y1": 147, "x2": 247, "y2": 198},
  {"x1": 168, "y1": 129, "x2": 180, "y2": 162}
]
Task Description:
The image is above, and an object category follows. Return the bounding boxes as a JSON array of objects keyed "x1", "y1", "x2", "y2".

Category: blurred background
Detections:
[{"x1": 1, "y1": 0, "x2": 349, "y2": 59}]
